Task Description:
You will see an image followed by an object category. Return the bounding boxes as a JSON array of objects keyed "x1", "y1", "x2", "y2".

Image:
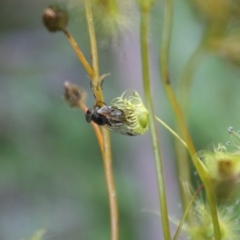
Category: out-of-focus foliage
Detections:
[{"x1": 1, "y1": 0, "x2": 240, "y2": 240}]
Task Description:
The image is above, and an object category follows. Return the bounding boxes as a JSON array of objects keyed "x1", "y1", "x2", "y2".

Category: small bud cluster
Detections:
[
  {"x1": 199, "y1": 127, "x2": 240, "y2": 200},
  {"x1": 185, "y1": 200, "x2": 240, "y2": 240}
]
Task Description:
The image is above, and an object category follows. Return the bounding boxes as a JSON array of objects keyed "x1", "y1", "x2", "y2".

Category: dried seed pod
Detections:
[
  {"x1": 42, "y1": 5, "x2": 68, "y2": 32},
  {"x1": 64, "y1": 82, "x2": 86, "y2": 107}
]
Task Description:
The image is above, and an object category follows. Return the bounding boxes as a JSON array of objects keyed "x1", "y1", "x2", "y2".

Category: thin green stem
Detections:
[
  {"x1": 159, "y1": 0, "x2": 221, "y2": 239},
  {"x1": 62, "y1": 29, "x2": 94, "y2": 78},
  {"x1": 85, "y1": 1, "x2": 102, "y2": 101},
  {"x1": 155, "y1": 114, "x2": 189, "y2": 213},
  {"x1": 140, "y1": 6, "x2": 171, "y2": 240},
  {"x1": 173, "y1": 184, "x2": 204, "y2": 240},
  {"x1": 85, "y1": 2, "x2": 119, "y2": 240},
  {"x1": 155, "y1": 115, "x2": 189, "y2": 213},
  {"x1": 174, "y1": 136, "x2": 190, "y2": 213},
  {"x1": 155, "y1": 116, "x2": 187, "y2": 148},
  {"x1": 175, "y1": 33, "x2": 206, "y2": 214},
  {"x1": 174, "y1": 130, "x2": 191, "y2": 217},
  {"x1": 85, "y1": 3, "x2": 99, "y2": 78},
  {"x1": 101, "y1": 129, "x2": 118, "y2": 240}
]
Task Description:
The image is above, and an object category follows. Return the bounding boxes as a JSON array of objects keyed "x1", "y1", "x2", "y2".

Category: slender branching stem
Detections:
[
  {"x1": 85, "y1": 1, "x2": 104, "y2": 101},
  {"x1": 175, "y1": 25, "x2": 222, "y2": 212},
  {"x1": 174, "y1": 137, "x2": 191, "y2": 213},
  {"x1": 175, "y1": 34, "x2": 206, "y2": 213},
  {"x1": 63, "y1": 81, "x2": 104, "y2": 153},
  {"x1": 155, "y1": 116, "x2": 187, "y2": 148},
  {"x1": 101, "y1": 129, "x2": 118, "y2": 240},
  {"x1": 155, "y1": 114, "x2": 189, "y2": 213},
  {"x1": 173, "y1": 184, "x2": 204, "y2": 240},
  {"x1": 62, "y1": 29, "x2": 94, "y2": 78},
  {"x1": 159, "y1": 0, "x2": 221, "y2": 239},
  {"x1": 85, "y1": 2, "x2": 119, "y2": 240},
  {"x1": 140, "y1": 5, "x2": 171, "y2": 240},
  {"x1": 85, "y1": 3, "x2": 99, "y2": 78}
]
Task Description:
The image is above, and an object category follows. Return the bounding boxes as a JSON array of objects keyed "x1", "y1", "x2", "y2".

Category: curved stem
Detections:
[
  {"x1": 79, "y1": 103, "x2": 104, "y2": 153},
  {"x1": 173, "y1": 184, "x2": 204, "y2": 240},
  {"x1": 63, "y1": 81, "x2": 104, "y2": 153},
  {"x1": 85, "y1": 2, "x2": 118, "y2": 240},
  {"x1": 159, "y1": 0, "x2": 221, "y2": 239},
  {"x1": 140, "y1": 6, "x2": 171, "y2": 240},
  {"x1": 175, "y1": 35, "x2": 206, "y2": 214},
  {"x1": 62, "y1": 29, "x2": 94, "y2": 78},
  {"x1": 101, "y1": 129, "x2": 118, "y2": 240},
  {"x1": 155, "y1": 116, "x2": 187, "y2": 148},
  {"x1": 85, "y1": 1, "x2": 104, "y2": 101}
]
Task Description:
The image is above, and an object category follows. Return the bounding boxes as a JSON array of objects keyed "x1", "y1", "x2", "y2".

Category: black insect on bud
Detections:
[
  {"x1": 86, "y1": 91, "x2": 149, "y2": 136},
  {"x1": 42, "y1": 5, "x2": 68, "y2": 32}
]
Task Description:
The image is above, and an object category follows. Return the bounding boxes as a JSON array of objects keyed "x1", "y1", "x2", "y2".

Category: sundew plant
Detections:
[{"x1": 40, "y1": 0, "x2": 240, "y2": 240}]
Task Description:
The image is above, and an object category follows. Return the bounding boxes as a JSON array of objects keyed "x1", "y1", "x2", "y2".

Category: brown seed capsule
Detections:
[
  {"x1": 42, "y1": 5, "x2": 68, "y2": 32},
  {"x1": 64, "y1": 82, "x2": 86, "y2": 107}
]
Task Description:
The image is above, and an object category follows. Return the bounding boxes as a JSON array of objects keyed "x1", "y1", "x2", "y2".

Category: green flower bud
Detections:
[
  {"x1": 186, "y1": 200, "x2": 239, "y2": 240},
  {"x1": 110, "y1": 90, "x2": 149, "y2": 136},
  {"x1": 200, "y1": 127, "x2": 240, "y2": 200}
]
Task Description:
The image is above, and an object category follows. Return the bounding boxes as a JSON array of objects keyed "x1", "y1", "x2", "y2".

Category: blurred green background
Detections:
[{"x1": 1, "y1": 1, "x2": 240, "y2": 240}]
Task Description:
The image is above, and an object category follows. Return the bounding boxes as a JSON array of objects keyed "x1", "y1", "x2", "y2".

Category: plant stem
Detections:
[
  {"x1": 159, "y1": 0, "x2": 221, "y2": 239},
  {"x1": 155, "y1": 116, "x2": 187, "y2": 148},
  {"x1": 155, "y1": 114, "x2": 189, "y2": 212},
  {"x1": 79, "y1": 102, "x2": 104, "y2": 153},
  {"x1": 85, "y1": 1, "x2": 103, "y2": 101},
  {"x1": 101, "y1": 129, "x2": 118, "y2": 240},
  {"x1": 63, "y1": 81, "x2": 105, "y2": 155},
  {"x1": 85, "y1": 2, "x2": 119, "y2": 240},
  {"x1": 62, "y1": 29, "x2": 94, "y2": 78},
  {"x1": 173, "y1": 184, "x2": 204, "y2": 240},
  {"x1": 140, "y1": 6, "x2": 171, "y2": 240},
  {"x1": 175, "y1": 36, "x2": 206, "y2": 214}
]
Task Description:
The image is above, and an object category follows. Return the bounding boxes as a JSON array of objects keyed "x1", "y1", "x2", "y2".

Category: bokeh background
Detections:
[{"x1": 1, "y1": 0, "x2": 240, "y2": 239}]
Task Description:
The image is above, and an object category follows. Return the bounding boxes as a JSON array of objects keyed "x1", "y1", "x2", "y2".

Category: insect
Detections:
[
  {"x1": 86, "y1": 104, "x2": 123, "y2": 126},
  {"x1": 86, "y1": 91, "x2": 149, "y2": 136},
  {"x1": 85, "y1": 102, "x2": 135, "y2": 136}
]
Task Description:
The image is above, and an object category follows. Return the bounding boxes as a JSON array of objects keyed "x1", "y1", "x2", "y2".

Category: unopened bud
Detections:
[
  {"x1": 64, "y1": 82, "x2": 86, "y2": 107},
  {"x1": 42, "y1": 5, "x2": 68, "y2": 32}
]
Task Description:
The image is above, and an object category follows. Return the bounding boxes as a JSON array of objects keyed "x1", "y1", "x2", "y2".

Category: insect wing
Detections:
[
  {"x1": 87, "y1": 104, "x2": 139, "y2": 136},
  {"x1": 104, "y1": 123, "x2": 137, "y2": 136},
  {"x1": 96, "y1": 105, "x2": 135, "y2": 135},
  {"x1": 97, "y1": 106, "x2": 125, "y2": 126}
]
